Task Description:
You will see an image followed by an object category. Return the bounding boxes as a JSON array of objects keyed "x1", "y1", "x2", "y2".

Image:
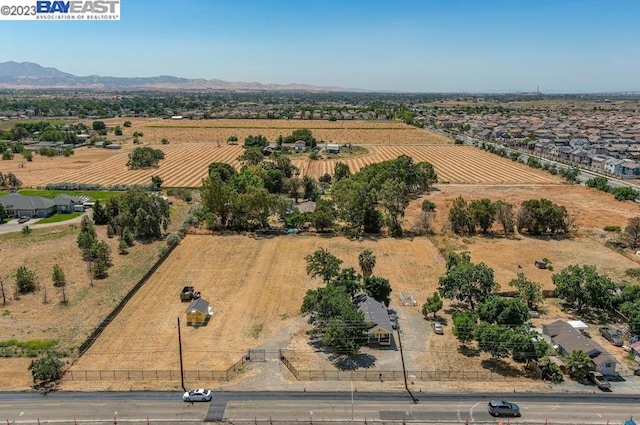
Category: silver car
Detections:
[{"x1": 183, "y1": 388, "x2": 212, "y2": 402}]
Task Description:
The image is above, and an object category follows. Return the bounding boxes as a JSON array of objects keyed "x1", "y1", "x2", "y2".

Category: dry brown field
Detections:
[
  {"x1": 101, "y1": 118, "x2": 453, "y2": 146},
  {"x1": 42, "y1": 145, "x2": 561, "y2": 187}
]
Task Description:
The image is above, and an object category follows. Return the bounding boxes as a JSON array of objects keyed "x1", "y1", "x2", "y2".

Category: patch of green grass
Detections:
[
  {"x1": 18, "y1": 189, "x2": 120, "y2": 202},
  {"x1": 36, "y1": 212, "x2": 82, "y2": 224},
  {"x1": 0, "y1": 190, "x2": 8, "y2": 197}
]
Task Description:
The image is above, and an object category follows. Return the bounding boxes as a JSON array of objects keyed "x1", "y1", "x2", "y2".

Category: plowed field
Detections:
[
  {"x1": 102, "y1": 118, "x2": 452, "y2": 145},
  {"x1": 47, "y1": 145, "x2": 561, "y2": 187}
]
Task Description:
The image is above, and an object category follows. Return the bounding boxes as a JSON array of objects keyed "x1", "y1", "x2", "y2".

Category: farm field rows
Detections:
[
  {"x1": 46, "y1": 145, "x2": 561, "y2": 187},
  {"x1": 103, "y1": 118, "x2": 453, "y2": 145}
]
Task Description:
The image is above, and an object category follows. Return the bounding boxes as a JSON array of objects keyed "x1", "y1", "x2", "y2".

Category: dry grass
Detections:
[
  {"x1": 42, "y1": 145, "x2": 562, "y2": 188},
  {"x1": 101, "y1": 118, "x2": 453, "y2": 146}
]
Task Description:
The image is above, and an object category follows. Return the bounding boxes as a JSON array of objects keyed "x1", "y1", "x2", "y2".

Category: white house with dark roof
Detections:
[{"x1": 355, "y1": 294, "x2": 393, "y2": 347}]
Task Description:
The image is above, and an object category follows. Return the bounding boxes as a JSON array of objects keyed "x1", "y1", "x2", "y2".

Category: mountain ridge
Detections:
[{"x1": 0, "y1": 61, "x2": 364, "y2": 92}]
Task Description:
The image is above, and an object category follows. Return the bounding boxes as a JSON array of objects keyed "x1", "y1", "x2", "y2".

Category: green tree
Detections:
[
  {"x1": 332, "y1": 178, "x2": 371, "y2": 232},
  {"x1": 305, "y1": 248, "x2": 343, "y2": 284},
  {"x1": 510, "y1": 328, "x2": 548, "y2": 364},
  {"x1": 28, "y1": 352, "x2": 64, "y2": 384},
  {"x1": 517, "y1": 198, "x2": 569, "y2": 235},
  {"x1": 302, "y1": 176, "x2": 320, "y2": 201},
  {"x1": 475, "y1": 322, "x2": 512, "y2": 359},
  {"x1": 509, "y1": 273, "x2": 544, "y2": 310},
  {"x1": 114, "y1": 125, "x2": 123, "y2": 136},
  {"x1": 15, "y1": 266, "x2": 38, "y2": 294},
  {"x1": 610, "y1": 186, "x2": 638, "y2": 201},
  {"x1": 469, "y1": 198, "x2": 496, "y2": 233},
  {"x1": 121, "y1": 227, "x2": 134, "y2": 247},
  {"x1": 494, "y1": 200, "x2": 516, "y2": 235},
  {"x1": 227, "y1": 135, "x2": 238, "y2": 144},
  {"x1": 51, "y1": 264, "x2": 66, "y2": 288},
  {"x1": 126, "y1": 147, "x2": 165, "y2": 169},
  {"x1": 378, "y1": 178, "x2": 409, "y2": 233},
  {"x1": 422, "y1": 292, "x2": 443, "y2": 319},
  {"x1": 586, "y1": 176, "x2": 610, "y2": 192},
  {"x1": 150, "y1": 175, "x2": 163, "y2": 191},
  {"x1": 208, "y1": 162, "x2": 237, "y2": 182},
  {"x1": 107, "y1": 189, "x2": 170, "y2": 242},
  {"x1": 478, "y1": 296, "x2": 529, "y2": 326},
  {"x1": 92, "y1": 121, "x2": 106, "y2": 131},
  {"x1": 22, "y1": 150, "x2": 33, "y2": 161},
  {"x1": 322, "y1": 316, "x2": 364, "y2": 357},
  {"x1": 123, "y1": 121, "x2": 132, "y2": 127},
  {"x1": 201, "y1": 172, "x2": 237, "y2": 227},
  {"x1": 312, "y1": 199, "x2": 335, "y2": 231},
  {"x1": 421, "y1": 199, "x2": 436, "y2": 212},
  {"x1": 538, "y1": 357, "x2": 564, "y2": 383},
  {"x1": 358, "y1": 249, "x2": 376, "y2": 278},
  {"x1": 243, "y1": 134, "x2": 268, "y2": 149},
  {"x1": 363, "y1": 275, "x2": 392, "y2": 306},
  {"x1": 452, "y1": 311, "x2": 477, "y2": 346},
  {"x1": 92, "y1": 200, "x2": 108, "y2": 225},
  {"x1": 565, "y1": 350, "x2": 593, "y2": 382},
  {"x1": 333, "y1": 267, "x2": 362, "y2": 298},
  {"x1": 118, "y1": 240, "x2": 129, "y2": 255},
  {"x1": 21, "y1": 225, "x2": 32, "y2": 236},
  {"x1": 448, "y1": 196, "x2": 475, "y2": 235},
  {"x1": 553, "y1": 264, "x2": 616, "y2": 314},
  {"x1": 333, "y1": 162, "x2": 351, "y2": 182},
  {"x1": 160, "y1": 138, "x2": 169, "y2": 145},
  {"x1": 237, "y1": 148, "x2": 264, "y2": 166},
  {"x1": 285, "y1": 176, "x2": 302, "y2": 202},
  {"x1": 438, "y1": 253, "x2": 497, "y2": 310}
]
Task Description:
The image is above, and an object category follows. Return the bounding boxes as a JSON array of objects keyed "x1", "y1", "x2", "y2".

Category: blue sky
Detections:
[{"x1": 1, "y1": 0, "x2": 639, "y2": 92}]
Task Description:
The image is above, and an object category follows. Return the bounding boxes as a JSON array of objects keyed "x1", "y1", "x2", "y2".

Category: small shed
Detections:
[
  {"x1": 534, "y1": 259, "x2": 547, "y2": 269},
  {"x1": 326, "y1": 143, "x2": 341, "y2": 154},
  {"x1": 567, "y1": 320, "x2": 589, "y2": 331},
  {"x1": 186, "y1": 297, "x2": 210, "y2": 326}
]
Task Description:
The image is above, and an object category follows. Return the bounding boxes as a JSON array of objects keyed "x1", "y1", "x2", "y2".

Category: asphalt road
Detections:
[{"x1": 1, "y1": 391, "x2": 639, "y2": 424}]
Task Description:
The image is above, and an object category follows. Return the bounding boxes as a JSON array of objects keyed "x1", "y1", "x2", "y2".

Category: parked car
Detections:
[
  {"x1": 389, "y1": 313, "x2": 398, "y2": 329},
  {"x1": 17, "y1": 216, "x2": 30, "y2": 223},
  {"x1": 431, "y1": 321, "x2": 443, "y2": 335},
  {"x1": 183, "y1": 388, "x2": 212, "y2": 402},
  {"x1": 487, "y1": 400, "x2": 521, "y2": 417},
  {"x1": 599, "y1": 326, "x2": 624, "y2": 346},
  {"x1": 589, "y1": 371, "x2": 611, "y2": 390}
]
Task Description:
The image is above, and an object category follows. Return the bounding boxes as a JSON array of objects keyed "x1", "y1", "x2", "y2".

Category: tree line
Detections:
[{"x1": 448, "y1": 196, "x2": 575, "y2": 236}]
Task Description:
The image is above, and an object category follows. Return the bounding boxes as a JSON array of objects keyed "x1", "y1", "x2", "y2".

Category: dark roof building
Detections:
[
  {"x1": 0, "y1": 193, "x2": 56, "y2": 218},
  {"x1": 355, "y1": 294, "x2": 393, "y2": 346}
]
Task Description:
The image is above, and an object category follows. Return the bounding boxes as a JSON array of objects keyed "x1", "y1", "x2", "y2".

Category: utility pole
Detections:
[
  {"x1": 177, "y1": 316, "x2": 185, "y2": 391},
  {"x1": 0, "y1": 278, "x2": 5, "y2": 307}
]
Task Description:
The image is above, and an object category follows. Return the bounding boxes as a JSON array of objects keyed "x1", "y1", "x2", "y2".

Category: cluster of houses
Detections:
[
  {"x1": 262, "y1": 141, "x2": 342, "y2": 155},
  {"x1": 0, "y1": 193, "x2": 86, "y2": 219},
  {"x1": 433, "y1": 106, "x2": 640, "y2": 177}
]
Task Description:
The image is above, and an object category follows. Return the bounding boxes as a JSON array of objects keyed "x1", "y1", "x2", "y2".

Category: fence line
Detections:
[{"x1": 75, "y1": 241, "x2": 180, "y2": 359}]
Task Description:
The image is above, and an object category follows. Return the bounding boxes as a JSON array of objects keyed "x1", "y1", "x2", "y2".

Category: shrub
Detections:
[
  {"x1": 603, "y1": 225, "x2": 621, "y2": 232},
  {"x1": 625, "y1": 268, "x2": 640, "y2": 279},
  {"x1": 166, "y1": 233, "x2": 181, "y2": 246}
]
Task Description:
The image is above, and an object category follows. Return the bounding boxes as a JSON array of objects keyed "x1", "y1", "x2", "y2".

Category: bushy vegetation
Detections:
[{"x1": 126, "y1": 147, "x2": 165, "y2": 169}]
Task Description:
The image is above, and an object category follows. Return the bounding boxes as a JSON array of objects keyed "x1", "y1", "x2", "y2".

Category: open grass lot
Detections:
[
  {"x1": 44, "y1": 144, "x2": 561, "y2": 187},
  {"x1": 101, "y1": 118, "x2": 453, "y2": 146},
  {"x1": 0, "y1": 200, "x2": 188, "y2": 390},
  {"x1": 66, "y1": 215, "x2": 640, "y2": 390},
  {"x1": 16, "y1": 189, "x2": 121, "y2": 202}
]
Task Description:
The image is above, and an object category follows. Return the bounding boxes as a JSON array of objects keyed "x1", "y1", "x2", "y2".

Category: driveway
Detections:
[{"x1": 0, "y1": 213, "x2": 88, "y2": 234}]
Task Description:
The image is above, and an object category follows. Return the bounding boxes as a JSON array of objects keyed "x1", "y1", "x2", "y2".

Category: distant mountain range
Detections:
[{"x1": 0, "y1": 61, "x2": 361, "y2": 92}]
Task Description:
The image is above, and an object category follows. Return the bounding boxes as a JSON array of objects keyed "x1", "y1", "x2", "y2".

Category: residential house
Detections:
[
  {"x1": 620, "y1": 160, "x2": 640, "y2": 177},
  {"x1": 356, "y1": 294, "x2": 393, "y2": 347},
  {"x1": 294, "y1": 141, "x2": 307, "y2": 152},
  {"x1": 0, "y1": 193, "x2": 56, "y2": 218},
  {"x1": 604, "y1": 158, "x2": 626, "y2": 175},
  {"x1": 570, "y1": 149, "x2": 592, "y2": 166},
  {"x1": 543, "y1": 320, "x2": 618, "y2": 376},
  {"x1": 53, "y1": 194, "x2": 84, "y2": 213},
  {"x1": 590, "y1": 155, "x2": 609, "y2": 173}
]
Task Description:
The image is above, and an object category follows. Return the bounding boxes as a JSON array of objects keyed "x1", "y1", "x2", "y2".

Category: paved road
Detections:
[
  {"x1": 1, "y1": 391, "x2": 639, "y2": 424},
  {"x1": 0, "y1": 212, "x2": 87, "y2": 234}
]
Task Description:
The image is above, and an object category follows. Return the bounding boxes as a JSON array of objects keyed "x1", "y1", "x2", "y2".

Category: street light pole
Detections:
[{"x1": 177, "y1": 316, "x2": 185, "y2": 391}]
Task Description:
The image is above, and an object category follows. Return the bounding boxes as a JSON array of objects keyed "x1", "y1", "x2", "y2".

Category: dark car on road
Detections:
[
  {"x1": 599, "y1": 326, "x2": 623, "y2": 346},
  {"x1": 487, "y1": 400, "x2": 521, "y2": 417}
]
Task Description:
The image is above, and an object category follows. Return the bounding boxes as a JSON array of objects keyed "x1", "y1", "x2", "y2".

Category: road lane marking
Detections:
[{"x1": 469, "y1": 401, "x2": 480, "y2": 423}]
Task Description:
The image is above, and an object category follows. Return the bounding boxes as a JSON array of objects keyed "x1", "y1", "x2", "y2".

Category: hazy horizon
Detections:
[{"x1": 1, "y1": 0, "x2": 639, "y2": 93}]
